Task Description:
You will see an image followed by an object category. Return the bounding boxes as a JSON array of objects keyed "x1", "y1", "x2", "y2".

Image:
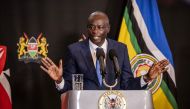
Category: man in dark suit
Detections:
[{"x1": 40, "y1": 11, "x2": 169, "y2": 93}]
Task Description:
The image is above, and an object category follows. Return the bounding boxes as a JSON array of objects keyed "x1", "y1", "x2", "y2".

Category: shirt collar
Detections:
[{"x1": 89, "y1": 39, "x2": 108, "y2": 53}]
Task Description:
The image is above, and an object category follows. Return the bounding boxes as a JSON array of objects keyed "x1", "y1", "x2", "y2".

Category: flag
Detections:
[
  {"x1": 0, "y1": 46, "x2": 12, "y2": 109},
  {"x1": 118, "y1": 0, "x2": 178, "y2": 109}
]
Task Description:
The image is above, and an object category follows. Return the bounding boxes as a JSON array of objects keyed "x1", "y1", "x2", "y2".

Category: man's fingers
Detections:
[
  {"x1": 59, "y1": 59, "x2": 63, "y2": 69},
  {"x1": 41, "y1": 65, "x2": 58, "y2": 81},
  {"x1": 82, "y1": 34, "x2": 86, "y2": 40},
  {"x1": 79, "y1": 34, "x2": 87, "y2": 42},
  {"x1": 41, "y1": 58, "x2": 51, "y2": 68},
  {"x1": 156, "y1": 59, "x2": 169, "y2": 69},
  {"x1": 40, "y1": 65, "x2": 49, "y2": 73},
  {"x1": 162, "y1": 60, "x2": 169, "y2": 66},
  {"x1": 160, "y1": 67, "x2": 169, "y2": 74},
  {"x1": 160, "y1": 59, "x2": 169, "y2": 66},
  {"x1": 149, "y1": 60, "x2": 169, "y2": 80},
  {"x1": 46, "y1": 57, "x2": 55, "y2": 66}
]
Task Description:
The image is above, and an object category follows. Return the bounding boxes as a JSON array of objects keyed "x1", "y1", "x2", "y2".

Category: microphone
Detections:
[
  {"x1": 96, "y1": 48, "x2": 106, "y2": 78},
  {"x1": 109, "y1": 49, "x2": 121, "y2": 79}
]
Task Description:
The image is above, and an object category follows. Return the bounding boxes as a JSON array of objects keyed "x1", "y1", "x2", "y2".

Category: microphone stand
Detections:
[
  {"x1": 102, "y1": 70, "x2": 119, "y2": 90},
  {"x1": 103, "y1": 78, "x2": 118, "y2": 90}
]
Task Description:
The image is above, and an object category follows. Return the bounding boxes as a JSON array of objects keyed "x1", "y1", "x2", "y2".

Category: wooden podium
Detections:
[{"x1": 61, "y1": 90, "x2": 153, "y2": 109}]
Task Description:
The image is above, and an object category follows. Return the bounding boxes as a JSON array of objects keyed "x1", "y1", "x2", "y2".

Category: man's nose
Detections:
[{"x1": 91, "y1": 27, "x2": 99, "y2": 34}]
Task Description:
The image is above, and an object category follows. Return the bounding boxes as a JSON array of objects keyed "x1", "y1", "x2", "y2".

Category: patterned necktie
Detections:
[{"x1": 96, "y1": 48, "x2": 103, "y2": 86}]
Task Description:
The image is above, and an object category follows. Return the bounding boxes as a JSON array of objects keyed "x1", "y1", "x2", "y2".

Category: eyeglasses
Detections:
[{"x1": 87, "y1": 24, "x2": 107, "y2": 31}]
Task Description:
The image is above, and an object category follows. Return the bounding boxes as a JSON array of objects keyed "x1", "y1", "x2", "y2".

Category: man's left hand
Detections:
[{"x1": 143, "y1": 59, "x2": 169, "y2": 83}]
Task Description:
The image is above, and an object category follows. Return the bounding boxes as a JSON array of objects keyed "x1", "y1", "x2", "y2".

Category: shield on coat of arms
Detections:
[{"x1": 27, "y1": 37, "x2": 38, "y2": 58}]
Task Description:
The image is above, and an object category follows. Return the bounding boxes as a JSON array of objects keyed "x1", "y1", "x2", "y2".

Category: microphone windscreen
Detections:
[
  {"x1": 109, "y1": 49, "x2": 117, "y2": 60},
  {"x1": 96, "y1": 48, "x2": 105, "y2": 59}
]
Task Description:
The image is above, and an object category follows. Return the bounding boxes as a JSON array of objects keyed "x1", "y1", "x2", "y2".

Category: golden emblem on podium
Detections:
[
  {"x1": 98, "y1": 91, "x2": 126, "y2": 109},
  {"x1": 17, "y1": 33, "x2": 49, "y2": 63}
]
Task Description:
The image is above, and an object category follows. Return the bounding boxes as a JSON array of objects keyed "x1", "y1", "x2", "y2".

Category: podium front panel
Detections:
[{"x1": 61, "y1": 90, "x2": 153, "y2": 109}]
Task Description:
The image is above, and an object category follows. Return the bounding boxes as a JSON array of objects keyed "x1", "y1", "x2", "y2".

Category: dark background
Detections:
[{"x1": 0, "y1": 0, "x2": 190, "y2": 109}]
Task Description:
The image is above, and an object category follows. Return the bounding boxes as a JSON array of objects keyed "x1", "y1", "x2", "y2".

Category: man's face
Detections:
[{"x1": 87, "y1": 15, "x2": 110, "y2": 46}]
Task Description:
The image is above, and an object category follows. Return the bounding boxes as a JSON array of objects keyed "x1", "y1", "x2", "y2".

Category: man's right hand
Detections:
[
  {"x1": 78, "y1": 34, "x2": 87, "y2": 42},
  {"x1": 40, "y1": 57, "x2": 63, "y2": 84}
]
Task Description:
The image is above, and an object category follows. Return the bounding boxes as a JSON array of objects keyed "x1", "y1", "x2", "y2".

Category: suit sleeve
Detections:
[{"x1": 120, "y1": 44, "x2": 147, "y2": 90}]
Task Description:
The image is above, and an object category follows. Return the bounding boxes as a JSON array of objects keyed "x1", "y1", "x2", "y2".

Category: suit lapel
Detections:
[
  {"x1": 80, "y1": 39, "x2": 100, "y2": 86},
  {"x1": 106, "y1": 39, "x2": 115, "y2": 73},
  {"x1": 105, "y1": 39, "x2": 115, "y2": 86}
]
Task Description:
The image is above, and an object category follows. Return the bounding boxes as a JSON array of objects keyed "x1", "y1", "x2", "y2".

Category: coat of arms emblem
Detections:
[
  {"x1": 99, "y1": 91, "x2": 126, "y2": 109},
  {"x1": 17, "y1": 33, "x2": 49, "y2": 63}
]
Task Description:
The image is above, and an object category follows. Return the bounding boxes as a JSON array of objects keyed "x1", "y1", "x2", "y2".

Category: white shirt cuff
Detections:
[
  {"x1": 55, "y1": 78, "x2": 65, "y2": 91},
  {"x1": 140, "y1": 76, "x2": 148, "y2": 87}
]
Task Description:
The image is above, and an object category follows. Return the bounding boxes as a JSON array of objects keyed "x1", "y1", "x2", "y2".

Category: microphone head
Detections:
[
  {"x1": 109, "y1": 49, "x2": 117, "y2": 60},
  {"x1": 96, "y1": 48, "x2": 105, "y2": 59}
]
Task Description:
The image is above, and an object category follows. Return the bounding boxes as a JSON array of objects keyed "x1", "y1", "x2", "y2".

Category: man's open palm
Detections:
[{"x1": 40, "y1": 57, "x2": 63, "y2": 83}]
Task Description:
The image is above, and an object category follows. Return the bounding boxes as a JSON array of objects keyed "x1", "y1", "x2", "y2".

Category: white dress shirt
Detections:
[{"x1": 89, "y1": 39, "x2": 108, "y2": 67}]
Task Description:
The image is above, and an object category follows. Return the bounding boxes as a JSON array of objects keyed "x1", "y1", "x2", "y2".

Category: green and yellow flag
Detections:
[{"x1": 118, "y1": 0, "x2": 178, "y2": 109}]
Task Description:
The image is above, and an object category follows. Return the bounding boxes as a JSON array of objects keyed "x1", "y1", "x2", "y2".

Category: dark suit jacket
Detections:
[{"x1": 60, "y1": 38, "x2": 145, "y2": 93}]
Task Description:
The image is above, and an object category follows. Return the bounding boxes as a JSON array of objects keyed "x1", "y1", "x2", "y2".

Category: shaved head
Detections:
[{"x1": 88, "y1": 11, "x2": 110, "y2": 27}]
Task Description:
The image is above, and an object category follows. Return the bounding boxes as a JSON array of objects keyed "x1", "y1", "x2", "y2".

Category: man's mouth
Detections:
[{"x1": 93, "y1": 36, "x2": 100, "y2": 40}]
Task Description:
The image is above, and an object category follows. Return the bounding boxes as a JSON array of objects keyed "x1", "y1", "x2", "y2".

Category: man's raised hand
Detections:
[
  {"x1": 40, "y1": 57, "x2": 63, "y2": 84},
  {"x1": 144, "y1": 59, "x2": 169, "y2": 82}
]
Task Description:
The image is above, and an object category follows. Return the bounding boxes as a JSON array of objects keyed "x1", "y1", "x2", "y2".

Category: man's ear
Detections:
[{"x1": 106, "y1": 24, "x2": 110, "y2": 34}]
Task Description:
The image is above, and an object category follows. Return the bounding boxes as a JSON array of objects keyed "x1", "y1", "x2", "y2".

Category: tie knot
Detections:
[
  {"x1": 96, "y1": 47, "x2": 105, "y2": 59},
  {"x1": 96, "y1": 47, "x2": 103, "y2": 51}
]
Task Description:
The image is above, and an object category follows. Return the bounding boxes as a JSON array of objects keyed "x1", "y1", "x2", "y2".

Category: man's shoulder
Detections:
[
  {"x1": 107, "y1": 38, "x2": 126, "y2": 47},
  {"x1": 68, "y1": 39, "x2": 88, "y2": 50}
]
